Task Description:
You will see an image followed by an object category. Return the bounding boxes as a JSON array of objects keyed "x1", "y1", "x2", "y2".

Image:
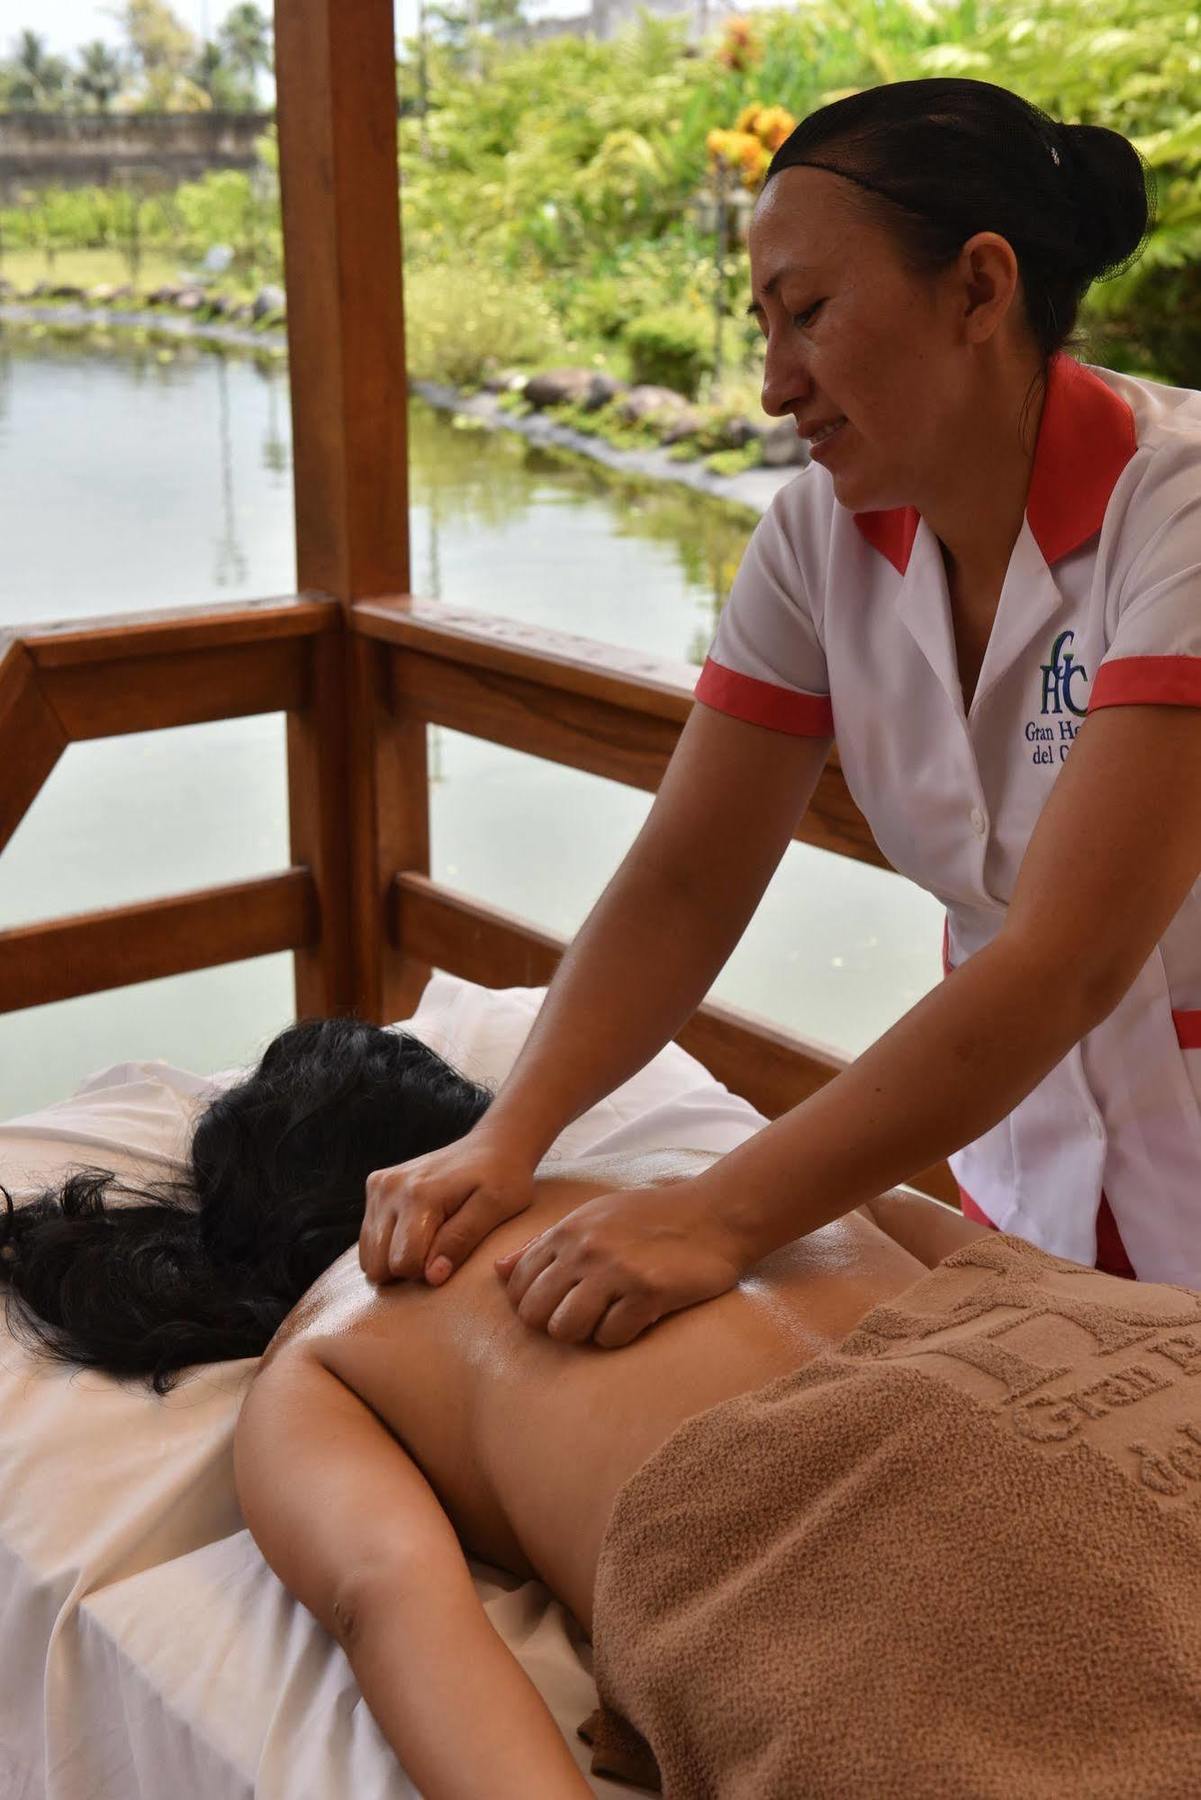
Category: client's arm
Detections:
[{"x1": 234, "y1": 1348, "x2": 591, "y2": 1800}]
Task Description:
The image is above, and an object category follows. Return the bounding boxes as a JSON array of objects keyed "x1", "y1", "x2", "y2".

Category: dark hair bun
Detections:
[{"x1": 1059, "y1": 122, "x2": 1157, "y2": 282}]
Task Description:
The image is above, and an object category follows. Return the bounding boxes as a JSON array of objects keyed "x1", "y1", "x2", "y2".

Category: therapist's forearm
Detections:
[{"x1": 698, "y1": 933, "x2": 1111, "y2": 1263}]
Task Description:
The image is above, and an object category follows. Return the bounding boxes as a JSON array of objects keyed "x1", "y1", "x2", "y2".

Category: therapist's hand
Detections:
[
  {"x1": 494, "y1": 1178, "x2": 748, "y2": 1348},
  {"x1": 360, "y1": 1131, "x2": 537, "y2": 1286}
]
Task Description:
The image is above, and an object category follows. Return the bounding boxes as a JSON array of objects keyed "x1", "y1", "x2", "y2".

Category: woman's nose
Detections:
[{"x1": 760, "y1": 337, "x2": 812, "y2": 420}]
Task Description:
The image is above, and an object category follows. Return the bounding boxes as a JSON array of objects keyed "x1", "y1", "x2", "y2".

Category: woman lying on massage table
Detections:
[{"x1": 4, "y1": 1018, "x2": 1201, "y2": 1800}]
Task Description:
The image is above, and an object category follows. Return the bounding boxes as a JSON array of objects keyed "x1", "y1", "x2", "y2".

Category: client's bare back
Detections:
[{"x1": 269, "y1": 1150, "x2": 984, "y2": 1630}]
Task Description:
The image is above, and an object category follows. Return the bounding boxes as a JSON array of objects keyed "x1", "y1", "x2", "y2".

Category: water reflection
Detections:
[
  {"x1": 213, "y1": 354, "x2": 249, "y2": 588},
  {"x1": 0, "y1": 335, "x2": 298, "y2": 625},
  {"x1": 411, "y1": 407, "x2": 748, "y2": 648},
  {"x1": 261, "y1": 367, "x2": 287, "y2": 477}
]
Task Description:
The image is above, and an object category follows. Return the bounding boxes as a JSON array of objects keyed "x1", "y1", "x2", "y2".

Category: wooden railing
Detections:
[
  {"x1": 0, "y1": 596, "x2": 956, "y2": 1203},
  {"x1": 0, "y1": 597, "x2": 334, "y2": 1013}
]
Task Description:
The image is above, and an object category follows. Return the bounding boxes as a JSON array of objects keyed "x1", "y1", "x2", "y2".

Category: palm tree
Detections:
[
  {"x1": 74, "y1": 40, "x2": 125, "y2": 113},
  {"x1": 192, "y1": 37, "x2": 248, "y2": 108},
  {"x1": 113, "y1": 0, "x2": 204, "y2": 112},
  {"x1": 217, "y1": 3, "x2": 272, "y2": 97},
  {"x1": 4, "y1": 29, "x2": 70, "y2": 110}
]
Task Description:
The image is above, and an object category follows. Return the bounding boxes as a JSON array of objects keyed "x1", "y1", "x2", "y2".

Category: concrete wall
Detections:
[
  {"x1": 591, "y1": 0, "x2": 698, "y2": 40},
  {"x1": 505, "y1": 0, "x2": 697, "y2": 45},
  {"x1": 0, "y1": 112, "x2": 274, "y2": 201}
]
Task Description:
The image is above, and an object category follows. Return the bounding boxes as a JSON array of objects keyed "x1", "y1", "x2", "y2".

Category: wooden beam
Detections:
[
  {"x1": 391, "y1": 645, "x2": 682, "y2": 794},
  {"x1": 288, "y1": 630, "x2": 354, "y2": 1018},
  {"x1": 0, "y1": 638, "x2": 67, "y2": 856},
  {"x1": 273, "y1": 0, "x2": 409, "y2": 598},
  {"x1": 20, "y1": 594, "x2": 338, "y2": 669},
  {"x1": 274, "y1": 0, "x2": 420, "y2": 1022},
  {"x1": 0, "y1": 870, "x2": 319, "y2": 1013},
  {"x1": 352, "y1": 633, "x2": 432, "y2": 1022},
  {"x1": 359, "y1": 600, "x2": 889, "y2": 870},
  {"x1": 391, "y1": 870, "x2": 957, "y2": 1205},
  {"x1": 394, "y1": 869, "x2": 564, "y2": 990},
  {"x1": 355, "y1": 597, "x2": 697, "y2": 720},
  {"x1": 40, "y1": 639, "x2": 310, "y2": 740}
]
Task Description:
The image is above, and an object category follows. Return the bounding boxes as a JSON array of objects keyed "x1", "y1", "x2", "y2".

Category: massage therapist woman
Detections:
[{"x1": 362, "y1": 76, "x2": 1201, "y2": 1339}]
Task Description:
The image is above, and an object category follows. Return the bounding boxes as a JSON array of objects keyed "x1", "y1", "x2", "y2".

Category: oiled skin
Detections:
[{"x1": 267, "y1": 1151, "x2": 987, "y2": 1633}]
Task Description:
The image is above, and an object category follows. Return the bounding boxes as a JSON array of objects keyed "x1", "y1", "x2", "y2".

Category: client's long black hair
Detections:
[{"x1": 0, "y1": 1018, "x2": 492, "y2": 1394}]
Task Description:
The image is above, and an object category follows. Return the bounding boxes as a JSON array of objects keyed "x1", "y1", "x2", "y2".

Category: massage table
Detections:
[{"x1": 0, "y1": 972, "x2": 773, "y2": 1800}]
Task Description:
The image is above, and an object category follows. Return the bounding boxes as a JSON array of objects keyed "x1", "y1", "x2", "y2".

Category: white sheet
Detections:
[
  {"x1": 71, "y1": 1536, "x2": 608, "y2": 1800},
  {"x1": 0, "y1": 974, "x2": 769, "y2": 1799}
]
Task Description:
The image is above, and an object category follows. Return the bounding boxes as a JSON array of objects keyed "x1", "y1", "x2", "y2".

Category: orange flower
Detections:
[
  {"x1": 707, "y1": 101, "x2": 795, "y2": 188},
  {"x1": 708, "y1": 128, "x2": 760, "y2": 173},
  {"x1": 738, "y1": 138, "x2": 771, "y2": 188},
  {"x1": 756, "y1": 104, "x2": 796, "y2": 151},
  {"x1": 716, "y1": 16, "x2": 762, "y2": 70}
]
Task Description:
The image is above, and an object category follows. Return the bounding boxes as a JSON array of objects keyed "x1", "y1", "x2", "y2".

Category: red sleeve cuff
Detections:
[
  {"x1": 693, "y1": 657, "x2": 834, "y2": 736},
  {"x1": 1088, "y1": 655, "x2": 1201, "y2": 711}
]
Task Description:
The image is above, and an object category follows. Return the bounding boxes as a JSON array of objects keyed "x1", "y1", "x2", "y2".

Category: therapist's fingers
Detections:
[
  {"x1": 361, "y1": 1206, "x2": 414, "y2": 1283},
  {"x1": 493, "y1": 1243, "x2": 526, "y2": 1277},
  {"x1": 424, "y1": 1190, "x2": 527, "y2": 1284},
  {"x1": 387, "y1": 1205, "x2": 441, "y2": 1282},
  {"x1": 360, "y1": 1161, "x2": 445, "y2": 1282},
  {"x1": 591, "y1": 1293, "x2": 662, "y2": 1350},
  {"x1": 514, "y1": 1259, "x2": 578, "y2": 1333},
  {"x1": 500, "y1": 1235, "x2": 556, "y2": 1306},
  {"x1": 545, "y1": 1277, "x2": 624, "y2": 1344}
]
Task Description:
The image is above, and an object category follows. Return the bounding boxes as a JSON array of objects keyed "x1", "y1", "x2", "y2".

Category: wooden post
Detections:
[{"x1": 273, "y1": 0, "x2": 430, "y2": 1024}]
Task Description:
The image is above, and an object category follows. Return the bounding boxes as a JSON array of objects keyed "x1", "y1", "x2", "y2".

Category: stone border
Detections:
[
  {"x1": 410, "y1": 379, "x2": 798, "y2": 515},
  {"x1": 0, "y1": 300, "x2": 282, "y2": 356},
  {"x1": 0, "y1": 301, "x2": 801, "y2": 517}
]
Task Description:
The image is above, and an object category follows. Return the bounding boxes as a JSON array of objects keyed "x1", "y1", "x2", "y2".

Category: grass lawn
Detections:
[{"x1": 0, "y1": 245, "x2": 265, "y2": 298}]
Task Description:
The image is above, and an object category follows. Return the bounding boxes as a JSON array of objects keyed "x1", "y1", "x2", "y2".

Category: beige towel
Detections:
[{"x1": 585, "y1": 1233, "x2": 1201, "y2": 1797}]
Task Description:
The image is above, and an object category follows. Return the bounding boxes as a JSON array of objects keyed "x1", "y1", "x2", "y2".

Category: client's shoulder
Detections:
[{"x1": 259, "y1": 1240, "x2": 397, "y2": 1367}]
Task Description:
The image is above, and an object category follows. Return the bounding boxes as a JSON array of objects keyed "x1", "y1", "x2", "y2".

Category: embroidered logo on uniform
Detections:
[
  {"x1": 1024, "y1": 630, "x2": 1090, "y2": 765},
  {"x1": 1040, "y1": 630, "x2": 1089, "y2": 718}
]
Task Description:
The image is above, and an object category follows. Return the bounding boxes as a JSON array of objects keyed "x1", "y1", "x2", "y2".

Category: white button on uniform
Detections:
[{"x1": 970, "y1": 806, "x2": 987, "y2": 837}]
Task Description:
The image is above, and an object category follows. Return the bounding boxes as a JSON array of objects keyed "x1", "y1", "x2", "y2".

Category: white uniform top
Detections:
[{"x1": 695, "y1": 351, "x2": 1201, "y2": 1283}]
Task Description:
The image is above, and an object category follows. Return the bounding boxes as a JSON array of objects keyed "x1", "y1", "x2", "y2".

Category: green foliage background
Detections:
[{"x1": 4, "y1": 0, "x2": 1200, "y2": 387}]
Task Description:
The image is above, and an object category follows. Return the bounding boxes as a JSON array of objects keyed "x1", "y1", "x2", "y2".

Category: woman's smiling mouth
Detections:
[{"x1": 808, "y1": 415, "x2": 847, "y2": 444}]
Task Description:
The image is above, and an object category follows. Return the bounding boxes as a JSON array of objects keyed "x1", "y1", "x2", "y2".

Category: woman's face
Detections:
[{"x1": 746, "y1": 165, "x2": 1016, "y2": 514}]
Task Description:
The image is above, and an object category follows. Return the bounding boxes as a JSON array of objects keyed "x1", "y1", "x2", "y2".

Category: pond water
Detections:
[{"x1": 0, "y1": 334, "x2": 942, "y2": 1118}]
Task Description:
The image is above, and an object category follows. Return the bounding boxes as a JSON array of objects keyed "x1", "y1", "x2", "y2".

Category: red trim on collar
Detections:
[
  {"x1": 854, "y1": 503, "x2": 921, "y2": 575},
  {"x1": 853, "y1": 353, "x2": 1138, "y2": 575}
]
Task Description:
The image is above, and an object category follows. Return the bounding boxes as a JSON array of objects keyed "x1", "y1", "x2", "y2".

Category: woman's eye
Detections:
[{"x1": 792, "y1": 300, "x2": 824, "y2": 328}]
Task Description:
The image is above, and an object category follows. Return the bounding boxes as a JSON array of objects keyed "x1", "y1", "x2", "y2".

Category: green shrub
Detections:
[
  {"x1": 552, "y1": 398, "x2": 664, "y2": 450},
  {"x1": 704, "y1": 443, "x2": 762, "y2": 477},
  {"x1": 561, "y1": 272, "x2": 628, "y2": 342},
  {"x1": 622, "y1": 304, "x2": 713, "y2": 398},
  {"x1": 402, "y1": 263, "x2": 565, "y2": 385}
]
